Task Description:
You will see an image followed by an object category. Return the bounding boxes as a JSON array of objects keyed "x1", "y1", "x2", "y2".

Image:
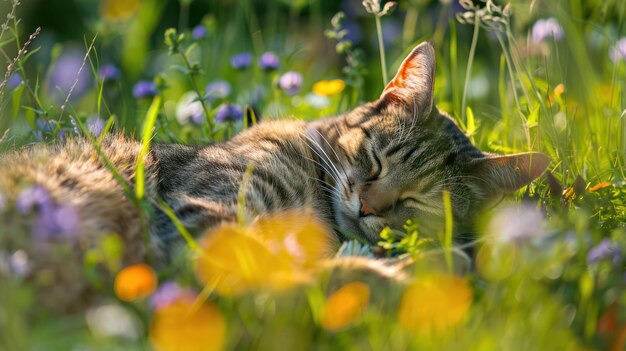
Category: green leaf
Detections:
[
  {"x1": 527, "y1": 104, "x2": 540, "y2": 128},
  {"x1": 11, "y1": 83, "x2": 24, "y2": 120}
]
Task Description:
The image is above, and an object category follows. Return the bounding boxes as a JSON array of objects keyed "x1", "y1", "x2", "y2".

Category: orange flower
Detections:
[
  {"x1": 320, "y1": 281, "x2": 370, "y2": 330},
  {"x1": 195, "y1": 210, "x2": 333, "y2": 296},
  {"x1": 150, "y1": 298, "x2": 226, "y2": 351},
  {"x1": 398, "y1": 273, "x2": 472, "y2": 335},
  {"x1": 312, "y1": 79, "x2": 346, "y2": 96},
  {"x1": 589, "y1": 181, "x2": 611, "y2": 192},
  {"x1": 114, "y1": 264, "x2": 157, "y2": 301}
]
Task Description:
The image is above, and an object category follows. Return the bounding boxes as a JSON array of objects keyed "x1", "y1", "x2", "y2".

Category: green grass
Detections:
[{"x1": 0, "y1": 0, "x2": 625, "y2": 350}]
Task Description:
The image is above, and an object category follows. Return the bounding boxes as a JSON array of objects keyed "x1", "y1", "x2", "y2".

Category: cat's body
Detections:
[{"x1": 0, "y1": 42, "x2": 551, "y2": 265}]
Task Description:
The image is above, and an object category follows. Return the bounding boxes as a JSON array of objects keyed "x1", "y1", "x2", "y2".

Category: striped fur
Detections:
[{"x1": 0, "y1": 42, "x2": 550, "y2": 262}]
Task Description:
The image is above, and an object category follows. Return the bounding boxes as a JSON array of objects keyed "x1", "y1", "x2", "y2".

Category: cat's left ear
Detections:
[
  {"x1": 380, "y1": 42, "x2": 435, "y2": 117},
  {"x1": 472, "y1": 152, "x2": 551, "y2": 194}
]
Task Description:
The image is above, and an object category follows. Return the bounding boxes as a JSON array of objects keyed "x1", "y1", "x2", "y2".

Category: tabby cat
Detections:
[{"x1": 0, "y1": 42, "x2": 550, "y2": 265}]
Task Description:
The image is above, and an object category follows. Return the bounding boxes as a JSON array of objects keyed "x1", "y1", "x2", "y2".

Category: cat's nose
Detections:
[{"x1": 359, "y1": 198, "x2": 377, "y2": 217}]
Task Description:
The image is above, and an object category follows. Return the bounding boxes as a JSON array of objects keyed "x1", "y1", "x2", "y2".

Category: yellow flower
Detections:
[
  {"x1": 150, "y1": 298, "x2": 225, "y2": 351},
  {"x1": 398, "y1": 273, "x2": 472, "y2": 334},
  {"x1": 195, "y1": 210, "x2": 333, "y2": 296},
  {"x1": 114, "y1": 264, "x2": 157, "y2": 302},
  {"x1": 100, "y1": 0, "x2": 141, "y2": 21},
  {"x1": 312, "y1": 79, "x2": 346, "y2": 96},
  {"x1": 320, "y1": 281, "x2": 370, "y2": 331}
]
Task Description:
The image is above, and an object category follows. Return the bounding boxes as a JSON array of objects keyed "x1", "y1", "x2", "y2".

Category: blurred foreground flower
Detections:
[
  {"x1": 230, "y1": 52, "x2": 253, "y2": 70},
  {"x1": 100, "y1": 0, "x2": 141, "y2": 21},
  {"x1": 86, "y1": 303, "x2": 141, "y2": 340},
  {"x1": 86, "y1": 115, "x2": 106, "y2": 137},
  {"x1": 133, "y1": 80, "x2": 158, "y2": 99},
  {"x1": 195, "y1": 210, "x2": 332, "y2": 296},
  {"x1": 312, "y1": 79, "x2": 346, "y2": 96},
  {"x1": 214, "y1": 103, "x2": 243, "y2": 123},
  {"x1": 320, "y1": 281, "x2": 370, "y2": 330},
  {"x1": 531, "y1": 17, "x2": 563, "y2": 43},
  {"x1": 487, "y1": 204, "x2": 544, "y2": 243},
  {"x1": 587, "y1": 239, "x2": 622, "y2": 265},
  {"x1": 610, "y1": 38, "x2": 626, "y2": 62},
  {"x1": 398, "y1": 273, "x2": 472, "y2": 334},
  {"x1": 150, "y1": 281, "x2": 196, "y2": 310},
  {"x1": 259, "y1": 52, "x2": 280, "y2": 71},
  {"x1": 278, "y1": 71, "x2": 303, "y2": 96},
  {"x1": 114, "y1": 264, "x2": 157, "y2": 301},
  {"x1": 150, "y1": 298, "x2": 225, "y2": 351},
  {"x1": 205, "y1": 80, "x2": 231, "y2": 101},
  {"x1": 176, "y1": 92, "x2": 204, "y2": 125},
  {"x1": 98, "y1": 64, "x2": 121, "y2": 82},
  {"x1": 17, "y1": 185, "x2": 81, "y2": 240}
]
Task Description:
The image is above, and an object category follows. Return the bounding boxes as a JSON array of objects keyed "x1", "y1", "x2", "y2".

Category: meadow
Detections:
[{"x1": 0, "y1": 0, "x2": 625, "y2": 350}]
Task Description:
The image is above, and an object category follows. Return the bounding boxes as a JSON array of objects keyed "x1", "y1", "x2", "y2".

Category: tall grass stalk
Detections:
[
  {"x1": 374, "y1": 15, "x2": 388, "y2": 84},
  {"x1": 460, "y1": 17, "x2": 480, "y2": 126}
]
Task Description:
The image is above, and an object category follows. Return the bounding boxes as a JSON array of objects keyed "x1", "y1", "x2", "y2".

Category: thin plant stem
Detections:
[
  {"x1": 461, "y1": 16, "x2": 480, "y2": 125},
  {"x1": 374, "y1": 15, "x2": 388, "y2": 84},
  {"x1": 178, "y1": 52, "x2": 215, "y2": 139}
]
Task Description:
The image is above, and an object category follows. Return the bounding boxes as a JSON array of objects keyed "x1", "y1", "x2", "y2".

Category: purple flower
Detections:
[
  {"x1": 132, "y1": 80, "x2": 158, "y2": 99},
  {"x1": 16, "y1": 185, "x2": 52, "y2": 215},
  {"x1": 150, "y1": 281, "x2": 186, "y2": 310},
  {"x1": 86, "y1": 115, "x2": 106, "y2": 137},
  {"x1": 609, "y1": 38, "x2": 626, "y2": 62},
  {"x1": 258, "y1": 52, "x2": 280, "y2": 71},
  {"x1": 6, "y1": 72, "x2": 22, "y2": 89},
  {"x1": 487, "y1": 204, "x2": 544, "y2": 243},
  {"x1": 191, "y1": 24, "x2": 208, "y2": 40},
  {"x1": 47, "y1": 49, "x2": 91, "y2": 102},
  {"x1": 278, "y1": 71, "x2": 303, "y2": 96},
  {"x1": 205, "y1": 79, "x2": 231, "y2": 100},
  {"x1": 531, "y1": 17, "x2": 564, "y2": 43},
  {"x1": 98, "y1": 64, "x2": 121, "y2": 82},
  {"x1": 32, "y1": 203, "x2": 81, "y2": 240},
  {"x1": 230, "y1": 52, "x2": 253, "y2": 69},
  {"x1": 587, "y1": 239, "x2": 622, "y2": 265},
  {"x1": 214, "y1": 103, "x2": 243, "y2": 123}
]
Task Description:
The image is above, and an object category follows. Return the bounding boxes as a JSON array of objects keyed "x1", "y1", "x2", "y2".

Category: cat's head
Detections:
[{"x1": 310, "y1": 42, "x2": 550, "y2": 244}]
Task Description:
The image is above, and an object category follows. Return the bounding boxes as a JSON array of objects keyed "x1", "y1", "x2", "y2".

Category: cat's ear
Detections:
[
  {"x1": 380, "y1": 42, "x2": 435, "y2": 117},
  {"x1": 473, "y1": 152, "x2": 551, "y2": 194}
]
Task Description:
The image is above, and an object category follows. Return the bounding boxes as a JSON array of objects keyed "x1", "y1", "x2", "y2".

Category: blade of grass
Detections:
[{"x1": 135, "y1": 95, "x2": 162, "y2": 200}]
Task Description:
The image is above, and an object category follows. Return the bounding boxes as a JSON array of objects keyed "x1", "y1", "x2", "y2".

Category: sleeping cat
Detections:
[{"x1": 0, "y1": 42, "x2": 550, "y2": 266}]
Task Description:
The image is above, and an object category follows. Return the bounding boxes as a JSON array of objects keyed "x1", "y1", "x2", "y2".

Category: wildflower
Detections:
[
  {"x1": 100, "y1": 0, "x2": 141, "y2": 21},
  {"x1": 176, "y1": 92, "x2": 205, "y2": 125},
  {"x1": 16, "y1": 185, "x2": 51, "y2": 215},
  {"x1": 214, "y1": 103, "x2": 243, "y2": 123},
  {"x1": 205, "y1": 79, "x2": 231, "y2": 100},
  {"x1": 398, "y1": 273, "x2": 472, "y2": 334},
  {"x1": 258, "y1": 52, "x2": 280, "y2": 71},
  {"x1": 312, "y1": 79, "x2": 346, "y2": 96},
  {"x1": 195, "y1": 210, "x2": 331, "y2": 296},
  {"x1": 230, "y1": 52, "x2": 253, "y2": 69},
  {"x1": 7, "y1": 72, "x2": 22, "y2": 89},
  {"x1": 86, "y1": 303, "x2": 141, "y2": 340},
  {"x1": 486, "y1": 204, "x2": 544, "y2": 243},
  {"x1": 132, "y1": 80, "x2": 158, "y2": 99},
  {"x1": 305, "y1": 93, "x2": 330, "y2": 109},
  {"x1": 609, "y1": 38, "x2": 626, "y2": 62},
  {"x1": 98, "y1": 64, "x2": 121, "y2": 82},
  {"x1": 191, "y1": 24, "x2": 208, "y2": 40},
  {"x1": 149, "y1": 282, "x2": 195, "y2": 311},
  {"x1": 114, "y1": 264, "x2": 158, "y2": 302},
  {"x1": 531, "y1": 17, "x2": 564, "y2": 43},
  {"x1": 86, "y1": 115, "x2": 106, "y2": 137},
  {"x1": 150, "y1": 298, "x2": 225, "y2": 351},
  {"x1": 47, "y1": 49, "x2": 91, "y2": 101},
  {"x1": 9, "y1": 250, "x2": 30, "y2": 277},
  {"x1": 320, "y1": 281, "x2": 370, "y2": 330},
  {"x1": 278, "y1": 71, "x2": 303, "y2": 96},
  {"x1": 587, "y1": 239, "x2": 622, "y2": 265}
]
